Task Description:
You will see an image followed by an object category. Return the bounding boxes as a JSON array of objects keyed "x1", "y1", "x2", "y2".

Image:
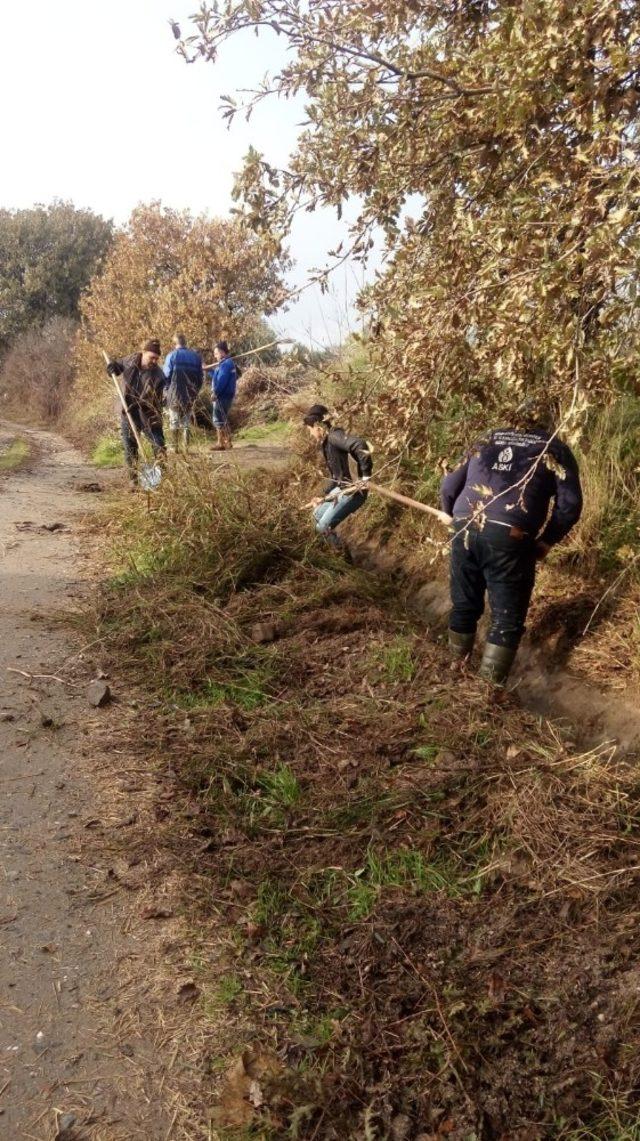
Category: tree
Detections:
[
  {"x1": 0, "y1": 318, "x2": 78, "y2": 424},
  {"x1": 179, "y1": 0, "x2": 640, "y2": 454},
  {"x1": 73, "y1": 202, "x2": 289, "y2": 429},
  {"x1": 0, "y1": 201, "x2": 113, "y2": 352}
]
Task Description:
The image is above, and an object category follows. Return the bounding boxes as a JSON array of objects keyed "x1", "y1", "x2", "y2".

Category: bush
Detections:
[
  {"x1": 0, "y1": 317, "x2": 77, "y2": 425},
  {"x1": 567, "y1": 398, "x2": 640, "y2": 574}
]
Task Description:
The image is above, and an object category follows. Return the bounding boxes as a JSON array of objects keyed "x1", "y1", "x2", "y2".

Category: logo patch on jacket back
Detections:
[{"x1": 493, "y1": 445, "x2": 513, "y2": 471}]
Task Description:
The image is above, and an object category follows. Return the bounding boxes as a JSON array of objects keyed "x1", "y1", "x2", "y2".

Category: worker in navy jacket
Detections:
[
  {"x1": 440, "y1": 401, "x2": 583, "y2": 684},
  {"x1": 162, "y1": 333, "x2": 204, "y2": 453},
  {"x1": 207, "y1": 341, "x2": 237, "y2": 450}
]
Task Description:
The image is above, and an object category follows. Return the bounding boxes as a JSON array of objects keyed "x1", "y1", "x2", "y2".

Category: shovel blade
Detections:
[{"x1": 138, "y1": 463, "x2": 162, "y2": 491}]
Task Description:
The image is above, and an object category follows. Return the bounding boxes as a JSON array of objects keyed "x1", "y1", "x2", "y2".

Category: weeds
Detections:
[
  {"x1": 569, "y1": 398, "x2": 640, "y2": 574},
  {"x1": 371, "y1": 633, "x2": 416, "y2": 682},
  {"x1": 235, "y1": 420, "x2": 291, "y2": 444},
  {"x1": 95, "y1": 462, "x2": 640, "y2": 1138},
  {"x1": 0, "y1": 437, "x2": 30, "y2": 471},
  {"x1": 92, "y1": 433, "x2": 124, "y2": 467},
  {"x1": 257, "y1": 765, "x2": 300, "y2": 810},
  {"x1": 213, "y1": 976, "x2": 244, "y2": 1008}
]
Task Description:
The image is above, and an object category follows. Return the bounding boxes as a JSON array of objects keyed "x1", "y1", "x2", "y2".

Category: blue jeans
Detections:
[
  {"x1": 313, "y1": 490, "x2": 367, "y2": 534},
  {"x1": 449, "y1": 520, "x2": 537, "y2": 649},
  {"x1": 212, "y1": 395, "x2": 234, "y2": 429}
]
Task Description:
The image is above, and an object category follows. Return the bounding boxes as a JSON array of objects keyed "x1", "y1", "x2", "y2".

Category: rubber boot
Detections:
[
  {"x1": 448, "y1": 629, "x2": 475, "y2": 659},
  {"x1": 169, "y1": 429, "x2": 180, "y2": 454},
  {"x1": 224, "y1": 427, "x2": 233, "y2": 450},
  {"x1": 212, "y1": 428, "x2": 226, "y2": 451},
  {"x1": 478, "y1": 642, "x2": 517, "y2": 685},
  {"x1": 183, "y1": 427, "x2": 190, "y2": 454}
]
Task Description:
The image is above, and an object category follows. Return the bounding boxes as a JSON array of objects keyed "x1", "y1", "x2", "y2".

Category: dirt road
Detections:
[{"x1": 0, "y1": 424, "x2": 174, "y2": 1140}]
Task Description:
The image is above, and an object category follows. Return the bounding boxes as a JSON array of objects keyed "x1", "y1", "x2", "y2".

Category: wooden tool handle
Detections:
[
  {"x1": 102, "y1": 350, "x2": 145, "y2": 453},
  {"x1": 366, "y1": 481, "x2": 452, "y2": 526}
]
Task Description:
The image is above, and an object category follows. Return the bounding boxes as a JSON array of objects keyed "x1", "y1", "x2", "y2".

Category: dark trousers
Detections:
[
  {"x1": 449, "y1": 521, "x2": 537, "y2": 649},
  {"x1": 120, "y1": 411, "x2": 165, "y2": 470}
]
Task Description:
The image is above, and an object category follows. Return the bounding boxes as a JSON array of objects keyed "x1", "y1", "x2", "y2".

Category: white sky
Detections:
[{"x1": 0, "y1": 0, "x2": 375, "y2": 346}]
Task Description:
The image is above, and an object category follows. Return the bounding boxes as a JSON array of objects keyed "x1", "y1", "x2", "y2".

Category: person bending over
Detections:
[
  {"x1": 303, "y1": 404, "x2": 372, "y2": 550},
  {"x1": 440, "y1": 399, "x2": 582, "y2": 685},
  {"x1": 106, "y1": 339, "x2": 166, "y2": 484}
]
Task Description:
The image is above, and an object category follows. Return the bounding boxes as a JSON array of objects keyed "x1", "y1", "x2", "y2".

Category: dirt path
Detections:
[{"x1": 0, "y1": 424, "x2": 175, "y2": 1140}]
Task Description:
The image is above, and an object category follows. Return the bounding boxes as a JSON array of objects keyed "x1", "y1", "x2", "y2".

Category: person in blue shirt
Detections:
[
  {"x1": 207, "y1": 341, "x2": 237, "y2": 450},
  {"x1": 162, "y1": 334, "x2": 204, "y2": 454},
  {"x1": 440, "y1": 399, "x2": 583, "y2": 685}
]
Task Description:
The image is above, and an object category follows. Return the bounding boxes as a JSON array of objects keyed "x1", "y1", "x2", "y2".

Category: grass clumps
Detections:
[
  {"x1": 92, "y1": 433, "x2": 124, "y2": 467},
  {"x1": 0, "y1": 437, "x2": 30, "y2": 471},
  {"x1": 235, "y1": 420, "x2": 291, "y2": 444},
  {"x1": 96, "y1": 463, "x2": 640, "y2": 1138}
]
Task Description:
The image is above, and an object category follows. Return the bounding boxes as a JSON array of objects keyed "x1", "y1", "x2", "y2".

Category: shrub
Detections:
[{"x1": 0, "y1": 317, "x2": 77, "y2": 425}]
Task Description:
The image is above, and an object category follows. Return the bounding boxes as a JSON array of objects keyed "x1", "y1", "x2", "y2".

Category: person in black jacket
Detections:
[
  {"x1": 106, "y1": 339, "x2": 167, "y2": 482},
  {"x1": 440, "y1": 400, "x2": 583, "y2": 684},
  {"x1": 303, "y1": 404, "x2": 372, "y2": 549}
]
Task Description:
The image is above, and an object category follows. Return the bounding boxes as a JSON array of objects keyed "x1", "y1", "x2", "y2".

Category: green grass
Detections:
[
  {"x1": 347, "y1": 846, "x2": 459, "y2": 919},
  {"x1": 412, "y1": 743, "x2": 440, "y2": 763},
  {"x1": 371, "y1": 635, "x2": 416, "y2": 682},
  {"x1": 257, "y1": 764, "x2": 301, "y2": 809},
  {"x1": 254, "y1": 879, "x2": 291, "y2": 925},
  {"x1": 236, "y1": 420, "x2": 291, "y2": 444},
  {"x1": 214, "y1": 975, "x2": 244, "y2": 1007},
  {"x1": 92, "y1": 434, "x2": 124, "y2": 467},
  {"x1": 0, "y1": 437, "x2": 30, "y2": 471},
  {"x1": 168, "y1": 656, "x2": 275, "y2": 713}
]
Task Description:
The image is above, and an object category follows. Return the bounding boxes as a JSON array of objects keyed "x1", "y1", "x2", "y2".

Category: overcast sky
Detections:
[{"x1": 0, "y1": 0, "x2": 374, "y2": 346}]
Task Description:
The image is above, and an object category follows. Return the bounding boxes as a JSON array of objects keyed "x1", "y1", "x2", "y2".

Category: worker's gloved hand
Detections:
[{"x1": 106, "y1": 359, "x2": 123, "y2": 377}]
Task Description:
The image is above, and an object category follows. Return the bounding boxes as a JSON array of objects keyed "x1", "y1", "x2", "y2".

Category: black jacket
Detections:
[
  {"x1": 441, "y1": 427, "x2": 583, "y2": 545},
  {"x1": 322, "y1": 427, "x2": 373, "y2": 493},
  {"x1": 113, "y1": 354, "x2": 166, "y2": 427}
]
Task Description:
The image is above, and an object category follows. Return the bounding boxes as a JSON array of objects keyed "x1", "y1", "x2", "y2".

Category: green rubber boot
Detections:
[
  {"x1": 478, "y1": 642, "x2": 517, "y2": 685},
  {"x1": 448, "y1": 629, "x2": 475, "y2": 659}
]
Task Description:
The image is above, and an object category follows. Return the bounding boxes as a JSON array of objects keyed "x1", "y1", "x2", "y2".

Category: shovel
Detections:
[
  {"x1": 102, "y1": 351, "x2": 162, "y2": 491},
  {"x1": 306, "y1": 480, "x2": 452, "y2": 526}
]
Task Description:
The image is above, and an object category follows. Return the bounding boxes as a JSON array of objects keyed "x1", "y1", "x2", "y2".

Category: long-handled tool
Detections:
[
  {"x1": 303, "y1": 480, "x2": 452, "y2": 526},
  {"x1": 202, "y1": 337, "x2": 294, "y2": 372},
  {"x1": 363, "y1": 480, "x2": 452, "y2": 526},
  {"x1": 102, "y1": 350, "x2": 162, "y2": 492}
]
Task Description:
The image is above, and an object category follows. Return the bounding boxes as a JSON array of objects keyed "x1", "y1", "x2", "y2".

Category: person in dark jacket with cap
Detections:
[
  {"x1": 162, "y1": 333, "x2": 204, "y2": 454},
  {"x1": 106, "y1": 339, "x2": 167, "y2": 482},
  {"x1": 303, "y1": 404, "x2": 373, "y2": 550},
  {"x1": 207, "y1": 340, "x2": 237, "y2": 450},
  {"x1": 440, "y1": 400, "x2": 583, "y2": 684}
]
